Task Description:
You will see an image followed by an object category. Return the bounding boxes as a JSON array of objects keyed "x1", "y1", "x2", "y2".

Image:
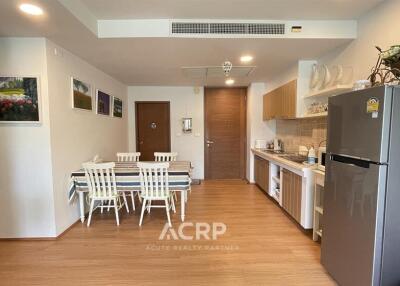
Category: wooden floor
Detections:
[{"x1": 0, "y1": 180, "x2": 336, "y2": 285}]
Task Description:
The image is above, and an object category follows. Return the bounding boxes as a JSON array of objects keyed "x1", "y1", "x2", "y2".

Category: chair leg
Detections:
[
  {"x1": 139, "y1": 199, "x2": 147, "y2": 226},
  {"x1": 87, "y1": 199, "x2": 95, "y2": 227},
  {"x1": 165, "y1": 199, "x2": 172, "y2": 227},
  {"x1": 101, "y1": 200, "x2": 104, "y2": 213},
  {"x1": 147, "y1": 200, "x2": 152, "y2": 213},
  {"x1": 130, "y1": 191, "x2": 136, "y2": 211},
  {"x1": 122, "y1": 192, "x2": 129, "y2": 213},
  {"x1": 107, "y1": 199, "x2": 112, "y2": 212},
  {"x1": 171, "y1": 196, "x2": 176, "y2": 213},
  {"x1": 114, "y1": 198, "x2": 120, "y2": 226}
]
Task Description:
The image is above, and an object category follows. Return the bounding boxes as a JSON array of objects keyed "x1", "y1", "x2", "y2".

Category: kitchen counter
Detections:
[
  {"x1": 252, "y1": 147, "x2": 316, "y2": 229},
  {"x1": 252, "y1": 148, "x2": 317, "y2": 174}
]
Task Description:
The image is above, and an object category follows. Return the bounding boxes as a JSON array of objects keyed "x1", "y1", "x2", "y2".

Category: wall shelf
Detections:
[{"x1": 305, "y1": 85, "x2": 353, "y2": 99}]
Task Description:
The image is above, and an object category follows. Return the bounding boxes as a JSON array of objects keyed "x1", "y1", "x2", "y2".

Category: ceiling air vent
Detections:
[
  {"x1": 171, "y1": 22, "x2": 285, "y2": 36},
  {"x1": 171, "y1": 22, "x2": 209, "y2": 34},
  {"x1": 248, "y1": 23, "x2": 285, "y2": 35}
]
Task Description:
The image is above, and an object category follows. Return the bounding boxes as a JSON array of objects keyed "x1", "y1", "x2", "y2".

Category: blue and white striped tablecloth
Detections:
[{"x1": 68, "y1": 161, "x2": 192, "y2": 202}]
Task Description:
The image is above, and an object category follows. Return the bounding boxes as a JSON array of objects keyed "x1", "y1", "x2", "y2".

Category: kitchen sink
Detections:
[{"x1": 278, "y1": 154, "x2": 307, "y2": 164}]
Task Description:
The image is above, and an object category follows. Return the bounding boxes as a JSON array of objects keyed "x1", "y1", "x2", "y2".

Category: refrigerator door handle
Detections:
[{"x1": 330, "y1": 154, "x2": 371, "y2": 169}]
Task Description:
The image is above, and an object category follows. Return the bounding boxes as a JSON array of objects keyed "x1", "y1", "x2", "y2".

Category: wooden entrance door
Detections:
[
  {"x1": 135, "y1": 102, "x2": 171, "y2": 161},
  {"x1": 204, "y1": 88, "x2": 247, "y2": 179}
]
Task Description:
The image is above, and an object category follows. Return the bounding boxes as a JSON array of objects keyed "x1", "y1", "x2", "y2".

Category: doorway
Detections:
[
  {"x1": 204, "y1": 87, "x2": 247, "y2": 179},
  {"x1": 135, "y1": 102, "x2": 171, "y2": 161}
]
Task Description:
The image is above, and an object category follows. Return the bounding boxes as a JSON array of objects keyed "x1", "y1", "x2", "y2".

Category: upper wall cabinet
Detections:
[
  {"x1": 263, "y1": 60, "x2": 328, "y2": 120},
  {"x1": 263, "y1": 80, "x2": 297, "y2": 120}
]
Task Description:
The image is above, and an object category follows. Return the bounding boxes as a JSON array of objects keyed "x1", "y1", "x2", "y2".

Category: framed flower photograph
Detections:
[{"x1": 0, "y1": 76, "x2": 40, "y2": 123}]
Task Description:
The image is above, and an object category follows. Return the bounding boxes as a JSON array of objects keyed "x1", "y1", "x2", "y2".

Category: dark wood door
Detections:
[
  {"x1": 204, "y1": 87, "x2": 247, "y2": 179},
  {"x1": 135, "y1": 102, "x2": 171, "y2": 161}
]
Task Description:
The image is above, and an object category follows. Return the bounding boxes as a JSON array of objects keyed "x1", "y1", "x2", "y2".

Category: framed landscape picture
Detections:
[
  {"x1": 96, "y1": 90, "x2": 111, "y2": 116},
  {"x1": 72, "y1": 77, "x2": 92, "y2": 110},
  {"x1": 113, "y1": 96, "x2": 122, "y2": 118},
  {"x1": 0, "y1": 76, "x2": 40, "y2": 123}
]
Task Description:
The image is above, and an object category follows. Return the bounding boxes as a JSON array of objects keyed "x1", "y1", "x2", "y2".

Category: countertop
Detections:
[{"x1": 252, "y1": 148, "x2": 317, "y2": 172}]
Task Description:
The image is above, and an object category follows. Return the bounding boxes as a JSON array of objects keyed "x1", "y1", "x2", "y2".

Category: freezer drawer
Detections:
[
  {"x1": 327, "y1": 86, "x2": 393, "y2": 163},
  {"x1": 321, "y1": 155, "x2": 387, "y2": 286}
]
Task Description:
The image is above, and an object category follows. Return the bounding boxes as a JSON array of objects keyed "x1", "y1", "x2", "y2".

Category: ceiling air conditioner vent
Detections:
[
  {"x1": 248, "y1": 23, "x2": 285, "y2": 35},
  {"x1": 210, "y1": 23, "x2": 247, "y2": 34},
  {"x1": 171, "y1": 22, "x2": 285, "y2": 35},
  {"x1": 171, "y1": 22, "x2": 209, "y2": 34}
]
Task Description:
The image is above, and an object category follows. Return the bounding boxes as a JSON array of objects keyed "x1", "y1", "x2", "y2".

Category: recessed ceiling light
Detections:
[
  {"x1": 240, "y1": 55, "x2": 253, "y2": 63},
  {"x1": 225, "y1": 78, "x2": 235, "y2": 85},
  {"x1": 19, "y1": 3, "x2": 43, "y2": 15}
]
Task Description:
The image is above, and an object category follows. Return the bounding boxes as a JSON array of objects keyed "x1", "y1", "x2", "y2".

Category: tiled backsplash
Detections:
[{"x1": 276, "y1": 118, "x2": 327, "y2": 153}]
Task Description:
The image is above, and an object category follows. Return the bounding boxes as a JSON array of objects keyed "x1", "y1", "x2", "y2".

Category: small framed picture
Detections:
[
  {"x1": 72, "y1": 77, "x2": 92, "y2": 111},
  {"x1": 96, "y1": 90, "x2": 111, "y2": 116},
  {"x1": 112, "y1": 96, "x2": 122, "y2": 118},
  {"x1": 0, "y1": 76, "x2": 40, "y2": 123}
]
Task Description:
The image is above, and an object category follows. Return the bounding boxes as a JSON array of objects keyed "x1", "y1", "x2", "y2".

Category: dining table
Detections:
[{"x1": 68, "y1": 161, "x2": 192, "y2": 223}]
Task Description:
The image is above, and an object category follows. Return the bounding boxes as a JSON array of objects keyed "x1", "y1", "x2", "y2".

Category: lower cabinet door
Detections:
[
  {"x1": 291, "y1": 172, "x2": 302, "y2": 223},
  {"x1": 282, "y1": 169, "x2": 302, "y2": 224},
  {"x1": 282, "y1": 169, "x2": 291, "y2": 213}
]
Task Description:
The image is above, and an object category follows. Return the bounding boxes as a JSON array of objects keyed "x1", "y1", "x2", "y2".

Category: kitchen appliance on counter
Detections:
[
  {"x1": 273, "y1": 138, "x2": 282, "y2": 151},
  {"x1": 254, "y1": 139, "x2": 267, "y2": 149},
  {"x1": 322, "y1": 86, "x2": 400, "y2": 286}
]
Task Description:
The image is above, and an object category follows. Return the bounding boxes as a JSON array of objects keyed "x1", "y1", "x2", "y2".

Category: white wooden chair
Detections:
[
  {"x1": 116, "y1": 152, "x2": 142, "y2": 211},
  {"x1": 83, "y1": 162, "x2": 121, "y2": 227},
  {"x1": 154, "y1": 152, "x2": 179, "y2": 201},
  {"x1": 138, "y1": 162, "x2": 175, "y2": 227},
  {"x1": 117, "y1": 152, "x2": 141, "y2": 162},
  {"x1": 154, "y1": 152, "x2": 178, "y2": 162}
]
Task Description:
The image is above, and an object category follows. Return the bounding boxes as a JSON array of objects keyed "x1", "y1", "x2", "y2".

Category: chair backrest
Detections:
[
  {"x1": 117, "y1": 152, "x2": 141, "y2": 162},
  {"x1": 137, "y1": 162, "x2": 170, "y2": 199},
  {"x1": 154, "y1": 152, "x2": 178, "y2": 162},
  {"x1": 82, "y1": 162, "x2": 117, "y2": 198}
]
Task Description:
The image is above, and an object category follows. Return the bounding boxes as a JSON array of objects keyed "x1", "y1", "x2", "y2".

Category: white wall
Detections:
[
  {"x1": 246, "y1": 83, "x2": 276, "y2": 182},
  {"x1": 318, "y1": 0, "x2": 400, "y2": 81},
  {"x1": 128, "y1": 86, "x2": 204, "y2": 179},
  {"x1": 0, "y1": 38, "x2": 56, "y2": 238},
  {"x1": 270, "y1": 0, "x2": 400, "y2": 97},
  {"x1": 46, "y1": 40, "x2": 128, "y2": 235}
]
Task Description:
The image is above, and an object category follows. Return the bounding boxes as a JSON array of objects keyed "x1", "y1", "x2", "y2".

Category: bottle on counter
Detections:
[{"x1": 308, "y1": 146, "x2": 316, "y2": 164}]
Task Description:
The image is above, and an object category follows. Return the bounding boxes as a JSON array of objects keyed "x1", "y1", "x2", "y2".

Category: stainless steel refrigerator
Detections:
[{"x1": 322, "y1": 85, "x2": 400, "y2": 286}]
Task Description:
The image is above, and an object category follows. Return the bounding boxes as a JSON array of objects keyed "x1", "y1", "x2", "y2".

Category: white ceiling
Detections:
[
  {"x1": 0, "y1": 0, "x2": 382, "y2": 86},
  {"x1": 81, "y1": 0, "x2": 383, "y2": 20}
]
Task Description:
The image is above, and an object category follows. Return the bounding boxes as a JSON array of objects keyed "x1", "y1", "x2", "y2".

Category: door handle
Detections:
[{"x1": 206, "y1": 140, "x2": 214, "y2": 144}]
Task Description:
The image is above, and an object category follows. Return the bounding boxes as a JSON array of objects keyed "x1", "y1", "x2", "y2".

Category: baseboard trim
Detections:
[{"x1": 0, "y1": 217, "x2": 82, "y2": 241}]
